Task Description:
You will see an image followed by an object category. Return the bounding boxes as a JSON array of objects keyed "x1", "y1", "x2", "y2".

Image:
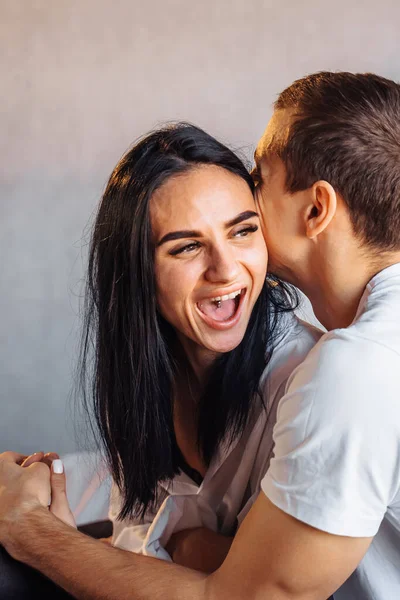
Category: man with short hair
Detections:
[
  {"x1": 1, "y1": 71, "x2": 400, "y2": 599},
  {"x1": 251, "y1": 71, "x2": 400, "y2": 598}
]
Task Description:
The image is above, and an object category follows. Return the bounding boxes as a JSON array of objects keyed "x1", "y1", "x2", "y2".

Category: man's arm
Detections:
[
  {"x1": 210, "y1": 493, "x2": 371, "y2": 599},
  {"x1": 19, "y1": 451, "x2": 233, "y2": 574},
  {"x1": 3, "y1": 487, "x2": 371, "y2": 600},
  {"x1": 9, "y1": 506, "x2": 208, "y2": 600}
]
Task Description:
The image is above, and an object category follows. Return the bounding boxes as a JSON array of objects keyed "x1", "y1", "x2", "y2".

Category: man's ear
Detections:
[{"x1": 306, "y1": 180, "x2": 337, "y2": 239}]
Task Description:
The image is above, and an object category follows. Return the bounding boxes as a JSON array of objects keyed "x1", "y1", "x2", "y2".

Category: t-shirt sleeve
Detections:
[{"x1": 261, "y1": 332, "x2": 400, "y2": 537}]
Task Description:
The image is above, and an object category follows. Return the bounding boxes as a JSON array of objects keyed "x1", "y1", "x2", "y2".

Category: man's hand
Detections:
[
  {"x1": 0, "y1": 450, "x2": 51, "y2": 557},
  {"x1": 21, "y1": 452, "x2": 76, "y2": 529},
  {"x1": 166, "y1": 527, "x2": 233, "y2": 573}
]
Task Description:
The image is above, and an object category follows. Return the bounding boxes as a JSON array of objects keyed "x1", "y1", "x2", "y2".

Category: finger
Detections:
[
  {"x1": 26, "y1": 460, "x2": 52, "y2": 476},
  {"x1": 21, "y1": 452, "x2": 59, "y2": 469},
  {"x1": 41, "y1": 452, "x2": 60, "y2": 468},
  {"x1": 50, "y1": 459, "x2": 76, "y2": 528},
  {"x1": 50, "y1": 460, "x2": 71, "y2": 512},
  {"x1": 22, "y1": 460, "x2": 52, "y2": 508},
  {"x1": 45, "y1": 452, "x2": 60, "y2": 460},
  {"x1": 21, "y1": 452, "x2": 45, "y2": 468},
  {"x1": 0, "y1": 451, "x2": 28, "y2": 464},
  {"x1": 50, "y1": 459, "x2": 66, "y2": 496}
]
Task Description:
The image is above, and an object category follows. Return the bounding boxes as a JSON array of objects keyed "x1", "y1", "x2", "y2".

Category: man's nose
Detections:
[{"x1": 205, "y1": 246, "x2": 239, "y2": 284}]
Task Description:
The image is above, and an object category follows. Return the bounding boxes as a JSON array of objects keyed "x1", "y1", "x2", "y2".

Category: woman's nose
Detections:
[{"x1": 205, "y1": 247, "x2": 240, "y2": 284}]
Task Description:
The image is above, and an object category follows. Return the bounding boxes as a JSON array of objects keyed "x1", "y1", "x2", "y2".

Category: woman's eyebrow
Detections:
[
  {"x1": 225, "y1": 210, "x2": 259, "y2": 228},
  {"x1": 157, "y1": 211, "x2": 259, "y2": 247},
  {"x1": 157, "y1": 230, "x2": 201, "y2": 247}
]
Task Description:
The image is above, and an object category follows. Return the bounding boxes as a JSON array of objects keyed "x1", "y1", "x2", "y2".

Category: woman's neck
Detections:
[
  {"x1": 175, "y1": 334, "x2": 219, "y2": 384},
  {"x1": 172, "y1": 338, "x2": 214, "y2": 478}
]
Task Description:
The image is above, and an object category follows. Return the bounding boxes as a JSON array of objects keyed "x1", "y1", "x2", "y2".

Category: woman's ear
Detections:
[{"x1": 306, "y1": 180, "x2": 337, "y2": 239}]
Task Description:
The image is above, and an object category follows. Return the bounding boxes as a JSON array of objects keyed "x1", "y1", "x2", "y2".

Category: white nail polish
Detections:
[{"x1": 52, "y1": 459, "x2": 64, "y2": 474}]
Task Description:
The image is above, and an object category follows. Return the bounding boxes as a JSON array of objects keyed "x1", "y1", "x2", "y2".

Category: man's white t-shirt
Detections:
[{"x1": 262, "y1": 262, "x2": 400, "y2": 599}]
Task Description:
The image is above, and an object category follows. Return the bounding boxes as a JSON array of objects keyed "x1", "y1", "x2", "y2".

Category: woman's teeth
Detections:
[
  {"x1": 197, "y1": 288, "x2": 245, "y2": 322},
  {"x1": 211, "y1": 289, "x2": 243, "y2": 304}
]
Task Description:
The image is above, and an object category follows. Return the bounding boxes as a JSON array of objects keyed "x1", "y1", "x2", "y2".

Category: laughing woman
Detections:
[{"x1": 80, "y1": 123, "x2": 320, "y2": 572}]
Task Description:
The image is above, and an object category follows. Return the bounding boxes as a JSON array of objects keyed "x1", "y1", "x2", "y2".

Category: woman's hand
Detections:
[
  {"x1": 21, "y1": 452, "x2": 77, "y2": 529},
  {"x1": 166, "y1": 527, "x2": 233, "y2": 573}
]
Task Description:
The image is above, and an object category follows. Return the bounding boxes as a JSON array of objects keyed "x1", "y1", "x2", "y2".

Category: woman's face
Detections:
[{"x1": 151, "y1": 165, "x2": 268, "y2": 361}]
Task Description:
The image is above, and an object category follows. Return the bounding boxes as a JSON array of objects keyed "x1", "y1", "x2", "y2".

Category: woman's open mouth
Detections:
[{"x1": 196, "y1": 288, "x2": 247, "y2": 330}]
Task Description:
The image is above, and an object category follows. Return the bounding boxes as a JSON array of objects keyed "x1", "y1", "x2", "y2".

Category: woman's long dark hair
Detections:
[{"x1": 79, "y1": 123, "x2": 297, "y2": 520}]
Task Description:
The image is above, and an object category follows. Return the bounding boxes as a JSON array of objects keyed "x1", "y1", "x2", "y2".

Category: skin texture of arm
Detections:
[
  {"x1": 8, "y1": 506, "x2": 208, "y2": 600},
  {"x1": 0, "y1": 452, "x2": 372, "y2": 600}
]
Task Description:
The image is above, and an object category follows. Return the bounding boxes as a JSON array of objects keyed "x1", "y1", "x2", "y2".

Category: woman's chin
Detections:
[{"x1": 201, "y1": 330, "x2": 246, "y2": 355}]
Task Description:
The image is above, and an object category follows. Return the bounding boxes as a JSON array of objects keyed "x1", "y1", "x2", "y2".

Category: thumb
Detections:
[
  {"x1": 51, "y1": 459, "x2": 67, "y2": 494},
  {"x1": 50, "y1": 459, "x2": 76, "y2": 528}
]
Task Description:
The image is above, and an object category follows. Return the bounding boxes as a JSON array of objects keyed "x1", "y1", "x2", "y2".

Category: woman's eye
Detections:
[
  {"x1": 170, "y1": 242, "x2": 201, "y2": 256},
  {"x1": 234, "y1": 225, "x2": 259, "y2": 238}
]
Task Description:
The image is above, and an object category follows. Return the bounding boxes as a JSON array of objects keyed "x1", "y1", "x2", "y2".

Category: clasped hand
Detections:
[{"x1": 0, "y1": 450, "x2": 76, "y2": 559}]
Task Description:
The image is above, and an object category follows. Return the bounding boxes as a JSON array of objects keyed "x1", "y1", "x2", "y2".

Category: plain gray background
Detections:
[{"x1": 2, "y1": 0, "x2": 400, "y2": 455}]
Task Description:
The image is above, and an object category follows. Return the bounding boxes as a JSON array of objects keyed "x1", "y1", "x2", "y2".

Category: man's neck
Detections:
[{"x1": 301, "y1": 253, "x2": 400, "y2": 331}]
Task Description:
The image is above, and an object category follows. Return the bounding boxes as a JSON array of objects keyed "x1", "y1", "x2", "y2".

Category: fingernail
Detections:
[{"x1": 52, "y1": 459, "x2": 64, "y2": 474}]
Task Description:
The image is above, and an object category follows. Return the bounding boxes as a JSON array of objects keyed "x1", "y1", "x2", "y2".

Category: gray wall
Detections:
[{"x1": 2, "y1": 0, "x2": 400, "y2": 454}]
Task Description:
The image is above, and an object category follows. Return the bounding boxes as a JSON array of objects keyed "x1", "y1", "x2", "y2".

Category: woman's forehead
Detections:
[{"x1": 150, "y1": 165, "x2": 254, "y2": 233}]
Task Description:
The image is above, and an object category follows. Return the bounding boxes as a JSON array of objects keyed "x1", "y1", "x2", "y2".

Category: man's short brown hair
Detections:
[{"x1": 271, "y1": 71, "x2": 400, "y2": 251}]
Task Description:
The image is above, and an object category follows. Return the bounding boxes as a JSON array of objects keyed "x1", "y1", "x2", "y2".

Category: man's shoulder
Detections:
[
  {"x1": 261, "y1": 313, "x2": 323, "y2": 394},
  {"x1": 311, "y1": 320, "x2": 400, "y2": 369},
  {"x1": 286, "y1": 322, "x2": 400, "y2": 407}
]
